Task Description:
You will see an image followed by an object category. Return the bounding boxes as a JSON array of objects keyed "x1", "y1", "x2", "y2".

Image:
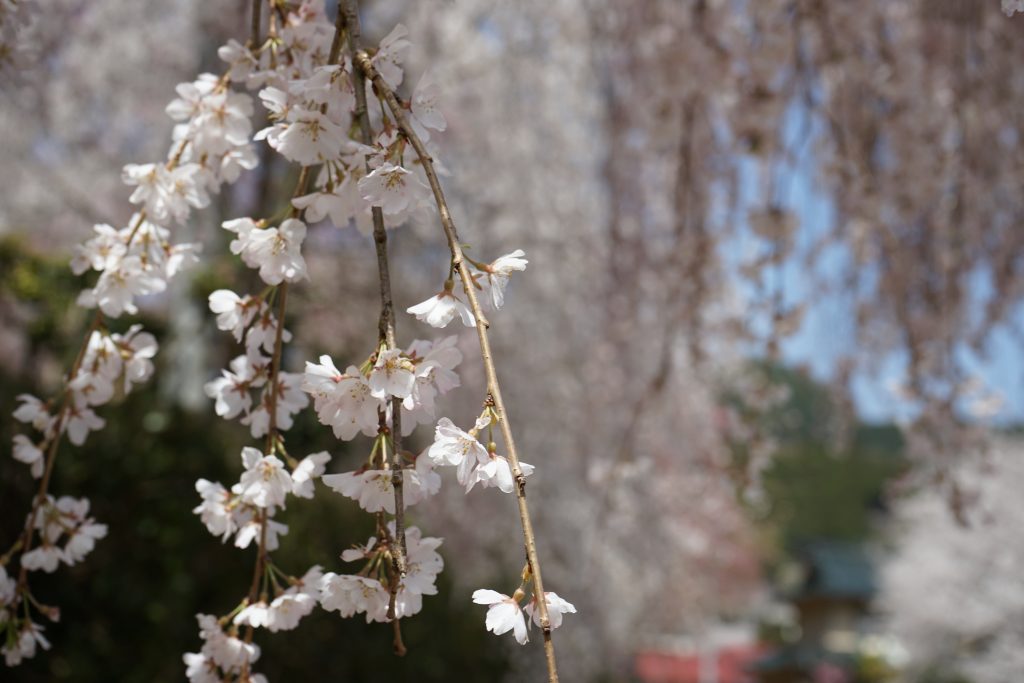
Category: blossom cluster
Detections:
[
  {"x1": 302, "y1": 336, "x2": 462, "y2": 441},
  {"x1": 3, "y1": 40, "x2": 260, "y2": 666},
  {"x1": 320, "y1": 525, "x2": 443, "y2": 622},
  {"x1": 204, "y1": 287, "x2": 308, "y2": 439},
  {"x1": 1, "y1": 564, "x2": 48, "y2": 666},
  {"x1": 1, "y1": 498, "x2": 106, "y2": 665},
  {"x1": 406, "y1": 250, "x2": 528, "y2": 329},
  {"x1": 473, "y1": 589, "x2": 576, "y2": 645},
  {"x1": 183, "y1": 614, "x2": 263, "y2": 683},
  {"x1": 194, "y1": 448, "x2": 330, "y2": 551}
]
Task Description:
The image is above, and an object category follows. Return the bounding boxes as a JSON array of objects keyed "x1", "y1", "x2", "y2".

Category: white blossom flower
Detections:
[
  {"x1": 13, "y1": 435, "x2": 44, "y2": 478},
  {"x1": 83, "y1": 330, "x2": 122, "y2": 380},
  {"x1": 183, "y1": 651, "x2": 219, "y2": 683},
  {"x1": 1, "y1": 621, "x2": 50, "y2": 666},
  {"x1": 257, "y1": 107, "x2": 345, "y2": 166},
  {"x1": 524, "y1": 591, "x2": 577, "y2": 630},
  {"x1": 245, "y1": 312, "x2": 291, "y2": 359},
  {"x1": 322, "y1": 469, "x2": 395, "y2": 513},
  {"x1": 358, "y1": 163, "x2": 430, "y2": 216},
  {"x1": 369, "y1": 348, "x2": 415, "y2": 400},
  {"x1": 264, "y1": 565, "x2": 322, "y2": 632},
  {"x1": 466, "y1": 452, "x2": 535, "y2": 494},
  {"x1": 70, "y1": 223, "x2": 126, "y2": 275},
  {"x1": 427, "y1": 417, "x2": 488, "y2": 474},
  {"x1": 196, "y1": 613, "x2": 260, "y2": 671},
  {"x1": 411, "y1": 72, "x2": 447, "y2": 139},
  {"x1": 122, "y1": 163, "x2": 210, "y2": 225},
  {"x1": 291, "y1": 451, "x2": 330, "y2": 499},
  {"x1": 21, "y1": 546, "x2": 63, "y2": 573},
  {"x1": 243, "y1": 372, "x2": 308, "y2": 438},
  {"x1": 405, "y1": 455, "x2": 442, "y2": 506},
  {"x1": 477, "y1": 249, "x2": 528, "y2": 309},
  {"x1": 371, "y1": 24, "x2": 410, "y2": 89},
  {"x1": 193, "y1": 479, "x2": 237, "y2": 540},
  {"x1": 217, "y1": 38, "x2": 258, "y2": 83},
  {"x1": 80, "y1": 255, "x2": 166, "y2": 318},
  {"x1": 401, "y1": 526, "x2": 444, "y2": 596},
  {"x1": 208, "y1": 289, "x2": 260, "y2": 342},
  {"x1": 205, "y1": 355, "x2": 260, "y2": 420},
  {"x1": 299, "y1": 64, "x2": 356, "y2": 121},
  {"x1": 113, "y1": 325, "x2": 159, "y2": 392},
  {"x1": 234, "y1": 518, "x2": 288, "y2": 551},
  {"x1": 472, "y1": 589, "x2": 529, "y2": 645},
  {"x1": 233, "y1": 601, "x2": 271, "y2": 629},
  {"x1": 302, "y1": 359, "x2": 381, "y2": 440},
  {"x1": 224, "y1": 217, "x2": 308, "y2": 285},
  {"x1": 63, "y1": 404, "x2": 105, "y2": 446},
  {"x1": 409, "y1": 336, "x2": 462, "y2": 394},
  {"x1": 68, "y1": 371, "x2": 114, "y2": 408},
  {"x1": 406, "y1": 286, "x2": 476, "y2": 328},
  {"x1": 235, "y1": 447, "x2": 293, "y2": 509},
  {"x1": 62, "y1": 519, "x2": 108, "y2": 566},
  {"x1": 291, "y1": 176, "x2": 365, "y2": 227},
  {"x1": 13, "y1": 394, "x2": 52, "y2": 432},
  {"x1": 318, "y1": 573, "x2": 389, "y2": 622}
]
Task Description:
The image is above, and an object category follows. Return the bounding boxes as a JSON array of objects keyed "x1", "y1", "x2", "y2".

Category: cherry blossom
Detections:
[
  {"x1": 63, "y1": 403, "x2": 104, "y2": 446},
  {"x1": 406, "y1": 285, "x2": 476, "y2": 328},
  {"x1": 427, "y1": 416, "x2": 489, "y2": 470},
  {"x1": 208, "y1": 289, "x2": 260, "y2": 342},
  {"x1": 318, "y1": 574, "x2": 390, "y2": 622},
  {"x1": 12, "y1": 435, "x2": 44, "y2": 478},
  {"x1": 321, "y1": 469, "x2": 395, "y2": 513},
  {"x1": 1, "y1": 621, "x2": 50, "y2": 667},
  {"x1": 410, "y1": 71, "x2": 447, "y2": 140},
  {"x1": 476, "y1": 249, "x2": 528, "y2": 309},
  {"x1": 291, "y1": 451, "x2": 331, "y2": 499},
  {"x1": 301, "y1": 358, "x2": 380, "y2": 440},
  {"x1": 370, "y1": 24, "x2": 410, "y2": 88},
  {"x1": 235, "y1": 447, "x2": 293, "y2": 509},
  {"x1": 524, "y1": 591, "x2": 577, "y2": 630},
  {"x1": 12, "y1": 394, "x2": 52, "y2": 432},
  {"x1": 466, "y1": 450, "x2": 535, "y2": 494},
  {"x1": 369, "y1": 347, "x2": 416, "y2": 400},
  {"x1": 223, "y1": 217, "x2": 308, "y2": 285},
  {"x1": 78, "y1": 254, "x2": 167, "y2": 318},
  {"x1": 193, "y1": 479, "x2": 236, "y2": 541},
  {"x1": 472, "y1": 589, "x2": 529, "y2": 645}
]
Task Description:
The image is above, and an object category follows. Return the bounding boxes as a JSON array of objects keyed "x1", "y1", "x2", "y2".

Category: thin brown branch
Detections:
[
  {"x1": 249, "y1": 0, "x2": 262, "y2": 49},
  {"x1": 341, "y1": 0, "x2": 408, "y2": 579},
  {"x1": 353, "y1": 51, "x2": 561, "y2": 682}
]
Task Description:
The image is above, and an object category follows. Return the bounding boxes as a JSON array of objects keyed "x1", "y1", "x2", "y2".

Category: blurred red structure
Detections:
[{"x1": 635, "y1": 644, "x2": 768, "y2": 683}]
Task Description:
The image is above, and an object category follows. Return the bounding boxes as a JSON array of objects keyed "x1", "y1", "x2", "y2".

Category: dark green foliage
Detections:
[{"x1": 724, "y1": 362, "x2": 906, "y2": 549}]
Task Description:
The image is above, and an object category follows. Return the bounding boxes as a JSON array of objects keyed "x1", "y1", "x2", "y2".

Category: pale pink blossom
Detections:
[{"x1": 472, "y1": 589, "x2": 529, "y2": 645}]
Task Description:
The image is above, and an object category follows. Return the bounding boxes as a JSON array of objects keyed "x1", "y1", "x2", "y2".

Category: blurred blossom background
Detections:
[{"x1": 3, "y1": 0, "x2": 1024, "y2": 681}]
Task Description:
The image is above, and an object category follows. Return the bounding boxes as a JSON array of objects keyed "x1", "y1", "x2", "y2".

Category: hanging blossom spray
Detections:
[
  {"x1": 2, "y1": 0, "x2": 572, "y2": 678},
  {"x1": 192, "y1": 2, "x2": 573, "y2": 680},
  {"x1": 0, "y1": 12, "x2": 258, "y2": 670}
]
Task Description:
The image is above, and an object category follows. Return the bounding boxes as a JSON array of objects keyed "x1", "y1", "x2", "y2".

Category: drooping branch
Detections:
[
  {"x1": 340, "y1": 0, "x2": 408, "y2": 593},
  {"x1": 352, "y1": 50, "x2": 561, "y2": 682}
]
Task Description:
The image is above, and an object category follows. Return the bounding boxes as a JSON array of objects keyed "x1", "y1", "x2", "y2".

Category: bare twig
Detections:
[
  {"x1": 249, "y1": 0, "x2": 262, "y2": 49},
  {"x1": 353, "y1": 51, "x2": 561, "y2": 682}
]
